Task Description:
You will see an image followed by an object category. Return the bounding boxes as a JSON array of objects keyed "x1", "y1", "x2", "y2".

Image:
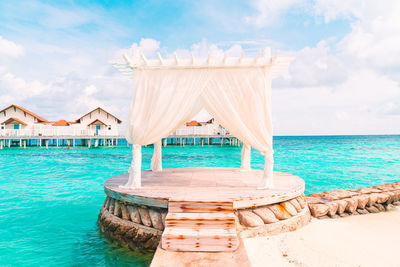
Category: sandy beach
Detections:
[{"x1": 244, "y1": 206, "x2": 400, "y2": 267}]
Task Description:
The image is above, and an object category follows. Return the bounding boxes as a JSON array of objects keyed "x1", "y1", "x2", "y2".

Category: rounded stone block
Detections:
[
  {"x1": 308, "y1": 203, "x2": 329, "y2": 217},
  {"x1": 345, "y1": 198, "x2": 358, "y2": 213},
  {"x1": 326, "y1": 201, "x2": 339, "y2": 217},
  {"x1": 289, "y1": 198, "x2": 302, "y2": 212},
  {"x1": 366, "y1": 206, "x2": 379, "y2": 213},
  {"x1": 368, "y1": 194, "x2": 379, "y2": 207},
  {"x1": 252, "y1": 207, "x2": 279, "y2": 224},
  {"x1": 356, "y1": 195, "x2": 369, "y2": 209},
  {"x1": 138, "y1": 207, "x2": 152, "y2": 227},
  {"x1": 268, "y1": 204, "x2": 292, "y2": 220},
  {"x1": 114, "y1": 201, "x2": 122, "y2": 217},
  {"x1": 296, "y1": 195, "x2": 306, "y2": 209},
  {"x1": 281, "y1": 201, "x2": 298, "y2": 216},
  {"x1": 148, "y1": 209, "x2": 164, "y2": 230},
  {"x1": 127, "y1": 205, "x2": 142, "y2": 224},
  {"x1": 120, "y1": 203, "x2": 130, "y2": 220},
  {"x1": 237, "y1": 210, "x2": 264, "y2": 227},
  {"x1": 109, "y1": 198, "x2": 116, "y2": 214},
  {"x1": 336, "y1": 199, "x2": 348, "y2": 214}
]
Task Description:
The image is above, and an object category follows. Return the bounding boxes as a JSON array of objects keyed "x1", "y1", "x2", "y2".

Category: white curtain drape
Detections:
[
  {"x1": 200, "y1": 68, "x2": 274, "y2": 188},
  {"x1": 124, "y1": 66, "x2": 274, "y2": 189},
  {"x1": 124, "y1": 69, "x2": 211, "y2": 188}
]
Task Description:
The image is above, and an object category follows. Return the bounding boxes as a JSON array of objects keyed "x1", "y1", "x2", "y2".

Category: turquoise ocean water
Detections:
[{"x1": 0, "y1": 135, "x2": 399, "y2": 266}]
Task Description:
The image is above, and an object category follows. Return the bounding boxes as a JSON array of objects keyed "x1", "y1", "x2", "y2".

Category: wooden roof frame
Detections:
[
  {"x1": 0, "y1": 104, "x2": 49, "y2": 123},
  {"x1": 76, "y1": 107, "x2": 122, "y2": 124},
  {"x1": 111, "y1": 47, "x2": 294, "y2": 79},
  {"x1": 1, "y1": 117, "x2": 27, "y2": 125},
  {"x1": 88, "y1": 119, "x2": 107, "y2": 126}
]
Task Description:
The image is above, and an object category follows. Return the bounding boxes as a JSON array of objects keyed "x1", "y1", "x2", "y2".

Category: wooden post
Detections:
[
  {"x1": 8, "y1": 140, "x2": 11, "y2": 148},
  {"x1": 95, "y1": 139, "x2": 98, "y2": 147},
  {"x1": 20, "y1": 139, "x2": 22, "y2": 147},
  {"x1": 220, "y1": 138, "x2": 222, "y2": 147},
  {"x1": 56, "y1": 139, "x2": 59, "y2": 147},
  {"x1": 46, "y1": 140, "x2": 48, "y2": 149},
  {"x1": 193, "y1": 137, "x2": 195, "y2": 145},
  {"x1": 163, "y1": 138, "x2": 167, "y2": 147},
  {"x1": 23, "y1": 140, "x2": 26, "y2": 149},
  {"x1": 88, "y1": 139, "x2": 91, "y2": 148},
  {"x1": 0, "y1": 140, "x2": 3, "y2": 150},
  {"x1": 183, "y1": 138, "x2": 185, "y2": 147},
  {"x1": 201, "y1": 138, "x2": 204, "y2": 147},
  {"x1": 108, "y1": 139, "x2": 111, "y2": 147}
]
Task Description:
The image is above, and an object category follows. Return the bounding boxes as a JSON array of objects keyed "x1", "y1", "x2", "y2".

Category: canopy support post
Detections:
[
  {"x1": 151, "y1": 140, "x2": 162, "y2": 172},
  {"x1": 240, "y1": 143, "x2": 251, "y2": 171},
  {"x1": 259, "y1": 152, "x2": 274, "y2": 189},
  {"x1": 122, "y1": 144, "x2": 142, "y2": 188}
]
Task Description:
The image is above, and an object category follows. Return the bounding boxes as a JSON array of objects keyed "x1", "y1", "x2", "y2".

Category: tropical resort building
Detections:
[
  {"x1": 0, "y1": 104, "x2": 235, "y2": 148},
  {"x1": 172, "y1": 118, "x2": 228, "y2": 136},
  {"x1": 0, "y1": 104, "x2": 122, "y2": 148}
]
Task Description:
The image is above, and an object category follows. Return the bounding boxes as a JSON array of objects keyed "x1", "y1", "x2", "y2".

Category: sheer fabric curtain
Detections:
[
  {"x1": 124, "y1": 69, "x2": 211, "y2": 188},
  {"x1": 200, "y1": 67, "x2": 274, "y2": 188},
  {"x1": 150, "y1": 101, "x2": 203, "y2": 172}
]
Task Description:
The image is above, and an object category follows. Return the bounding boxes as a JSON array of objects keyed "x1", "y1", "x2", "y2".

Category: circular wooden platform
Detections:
[{"x1": 104, "y1": 167, "x2": 304, "y2": 209}]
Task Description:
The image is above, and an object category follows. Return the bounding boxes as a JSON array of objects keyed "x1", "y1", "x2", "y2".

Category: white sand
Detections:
[{"x1": 243, "y1": 207, "x2": 400, "y2": 267}]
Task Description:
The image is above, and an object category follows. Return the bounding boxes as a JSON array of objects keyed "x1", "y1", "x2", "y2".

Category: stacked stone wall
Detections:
[
  {"x1": 98, "y1": 196, "x2": 167, "y2": 250},
  {"x1": 306, "y1": 181, "x2": 400, "y2": 218}
]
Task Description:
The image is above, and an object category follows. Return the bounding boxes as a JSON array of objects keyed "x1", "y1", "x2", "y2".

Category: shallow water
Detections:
[{"x1": 0, "y1": 135, "x2": 399, "y2": 266}]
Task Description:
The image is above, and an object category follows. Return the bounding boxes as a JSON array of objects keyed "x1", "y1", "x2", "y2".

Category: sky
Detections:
[{"x1": 0, "y1": 0, "x2": 399, "y2": 135}]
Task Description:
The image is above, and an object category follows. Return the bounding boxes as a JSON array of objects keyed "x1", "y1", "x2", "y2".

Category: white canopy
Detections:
[{"x1": 112, "y1": 48, "x2": 293, "y2": 189}]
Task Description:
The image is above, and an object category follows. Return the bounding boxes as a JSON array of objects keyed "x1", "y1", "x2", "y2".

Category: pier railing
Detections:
[
  {"x1": 0, "y1": 128, "x2": 119, "y2": 137},
  {"x1": 172, "y1": 125, "x2": 228, "y2": 136}
]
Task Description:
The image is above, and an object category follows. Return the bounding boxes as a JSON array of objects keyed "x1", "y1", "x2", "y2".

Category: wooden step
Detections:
[
  {"x1": 161, "y1": 226, "x2": 239, "y2": 252},
  {"x1": 164, "y1": 212, "x2": 236, "y2": 229},
  {"x1": 168, "y1": 200, "x2": 233, "y2": 213}
]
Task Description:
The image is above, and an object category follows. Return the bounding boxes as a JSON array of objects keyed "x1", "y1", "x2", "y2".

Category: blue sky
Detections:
[{"x1": 0, "y1": 0, "x2": 399, "y2": 135}]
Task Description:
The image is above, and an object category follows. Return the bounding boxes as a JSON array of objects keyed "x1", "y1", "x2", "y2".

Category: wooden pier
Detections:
[
  {"x1": 0, "y1": 135, "x2": 123, "y2": 149},
  {"x1": 0, "y1": 135, "x2": 240, "y2": 149}
]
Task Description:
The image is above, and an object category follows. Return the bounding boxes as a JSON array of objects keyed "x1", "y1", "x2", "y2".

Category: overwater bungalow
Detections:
[{"x1": 0, "y1": 105, "x2": 122, "y2": 137}]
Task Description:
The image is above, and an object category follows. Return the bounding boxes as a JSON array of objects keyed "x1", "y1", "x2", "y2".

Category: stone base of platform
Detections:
[
  {"x1": 98, "y1": 194, "x2": 311, "y2": 250},
  {"x1": 97, "y1": 196, "x2": 166, "y2": 250}
]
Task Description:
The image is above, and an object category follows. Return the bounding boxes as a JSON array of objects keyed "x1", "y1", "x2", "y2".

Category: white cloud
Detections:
[
  {"x1": 314, "y1": 1, "x2": 400, "y2": 70},
  {"x1": 244, "y1": 0, "x2": 304, "y2": 27},
  {"x1": 281, "y1": 40, "x2": 347, "y2": 87},
  {"x1": 0, "y1": 36, "x2": 25, "y2": 57}
]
